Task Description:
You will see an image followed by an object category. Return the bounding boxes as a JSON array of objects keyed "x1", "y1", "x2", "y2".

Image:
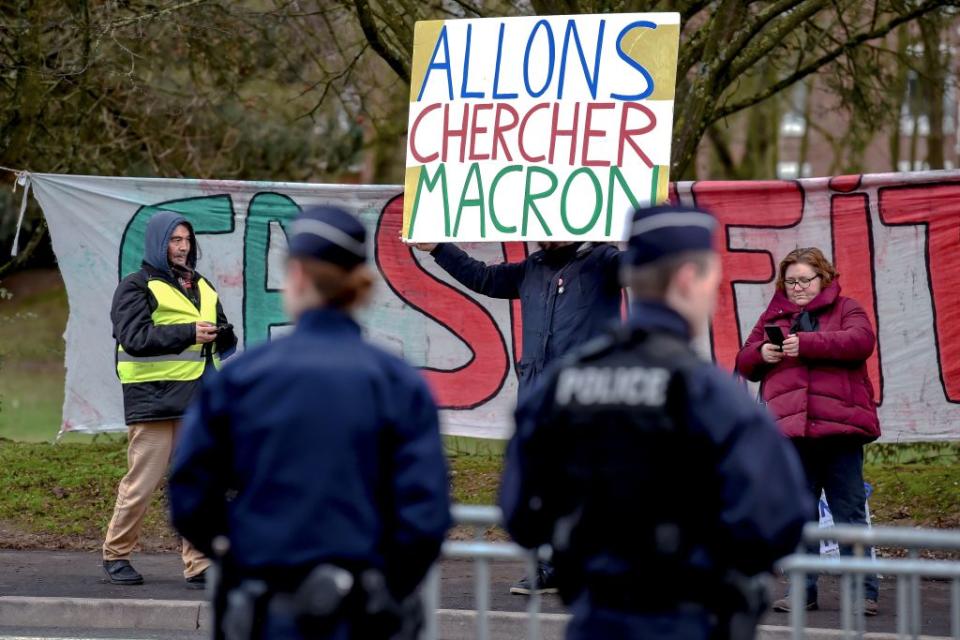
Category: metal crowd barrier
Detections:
[
  {"x1": 422, "y1": 504, "x2": 544, "y2": 640},
  {"x1": 781, "y1": 522, "x2": 960, "y2": 640},
  {"x1": 425, "y1": 507, "x2": 960, "y2": 640}
]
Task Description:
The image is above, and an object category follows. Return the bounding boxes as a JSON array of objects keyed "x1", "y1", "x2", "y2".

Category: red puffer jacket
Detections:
[{"x1": 735, "y1": 281, "x2": 880, "y2": 442}]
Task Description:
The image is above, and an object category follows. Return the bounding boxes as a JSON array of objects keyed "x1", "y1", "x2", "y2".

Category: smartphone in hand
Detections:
[{"x1": 765, "y1": 325, "x2": 786, "y2": 347}]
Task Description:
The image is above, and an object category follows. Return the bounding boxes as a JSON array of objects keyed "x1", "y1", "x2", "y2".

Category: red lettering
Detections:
[
  {"x1": 548, "y1": 103, "x2": 579, "y2": 165},
  {"x1": 879, "y1": 183, "x2": 960, "y2": 402},
  {"x1": 468, "y1": 103, "x2": 493, "y2": 161},
  {"x1": 441, "y1": 103, "x2": 470, "y2": 163},
  {"x1": 693, "y1": 181, "x2": 805, "y2": 370},
  {"x1": 409, "y1": 103, "x2": 441, "y2": 163},
  {"x1": 617, "y1": 103, "x2": 655, "y2": 168},
  {"x1": 492, "y1": 104, "x2": 519, "y2": 162},
  {"x1": 831, "y1": 192, "x2": 883, "y2": 404},
  {"x1": 518, "y1": 102, "x2": 550, "y2": 162},
  {"x1": 375, "y1": 195, "x2": 509, "y2": 408},
  {"x1": 581, "y1": 102, "x2": 613, "y2": 167}
]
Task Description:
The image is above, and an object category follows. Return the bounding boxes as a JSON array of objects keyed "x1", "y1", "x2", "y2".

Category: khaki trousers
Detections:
[{"x1": 102, "y1": 419, "x2": 209, "y2": 579}]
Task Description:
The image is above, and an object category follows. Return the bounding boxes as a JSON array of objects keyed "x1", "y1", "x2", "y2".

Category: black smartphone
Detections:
[
  {"x1": 764, "y1": 325, "x2": 786, "y2": 347},
  {"x1": 216, "y1": 323, "x2": 233, "y2": 333}
]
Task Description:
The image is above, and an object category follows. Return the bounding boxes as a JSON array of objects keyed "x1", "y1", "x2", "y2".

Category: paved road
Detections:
[{"x1": 0, "y1": 550, "x2": 954, "y2": 636}]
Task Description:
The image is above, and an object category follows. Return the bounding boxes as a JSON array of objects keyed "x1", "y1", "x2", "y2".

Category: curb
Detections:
[
  {"x1": 0, "y1": 597, "x2": 205, "y2": 631},
  {"x1": 0, "y1": 597, "x2": 950, "y2": 640},
  {"x1": 757, "y1": 627, "x2": 947, "y2": 640}
]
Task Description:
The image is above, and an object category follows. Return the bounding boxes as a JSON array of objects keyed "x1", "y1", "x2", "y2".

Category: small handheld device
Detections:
[
  {"x1": 216, "y1": 323, "x2": 233, "y2": 333},
  {"x1": 764, "y1": 325, "x2": 786, "y2": 347}
]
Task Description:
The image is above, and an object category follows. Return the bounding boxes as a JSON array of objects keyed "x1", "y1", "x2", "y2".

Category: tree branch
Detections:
[
  {"x1": 679, "y1": 0, "x2": 715, "y2": 21},
  {"x1": 301, "y1": 44, "x2": 368, "y2": 119},
  {"x1": 720, "y1": 0, "x2": 829, "y2": 85},
  {"x1": 0, "y1": 218, "x2": 47, "y2": 279},
  {"x1": 677, "y1": 27, "x2": 707, "y2": 77},
  {"x1": 101, "y1": 0, "x2": 208, "y2": 31},
  {"x1": 720, "y1": 0, "x2": 814, "y2": 69},
  {"x1": 713, "y1": 0, "x2": 952, "y2": 120},
  {"x1": 353, "y1": 0, "x2": 410, "y2": 83},
  {"x1": 446, "y1": 0, "x2": 488, "y2": 17}
]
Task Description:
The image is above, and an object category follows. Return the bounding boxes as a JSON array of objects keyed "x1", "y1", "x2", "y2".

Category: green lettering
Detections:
[
  {"x1": 243, "y1": 192, "x2": 299, "y2": 347},
  {"x1": 118, "y1": 196, "x2": 235, "y2": 279},
  {"x1": 488, "y1": 165, "x2": 522, "y2": 234},
  {"x1": 649, "y1": 165, "x2": 660, "y2": 205},
  {"x1": 408, "y1": 164, "x2": 450, "y2": 238},
  {"x1": 607, "y1": 166, "x2": 641, "y2": 235},
  {"x1": 522, "y1": 166, "x2": 557, "y2": 237},
  {"x1": 453, "y1": 163, "x2": 486, "y2": 238},
  {"x1": 560, "y1": 168, "x2": 602, "y2": 235}
]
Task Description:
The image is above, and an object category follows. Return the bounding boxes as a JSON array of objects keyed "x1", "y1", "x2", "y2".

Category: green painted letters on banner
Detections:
[
  {"x1": 118, "y1": 196, "x2": 236, "y2": 280},
  {"x1": 243, "y1": 192, "x2": 300, "y2": 347}
]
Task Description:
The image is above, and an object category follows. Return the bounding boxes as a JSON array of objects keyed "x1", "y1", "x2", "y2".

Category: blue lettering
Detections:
[
  {"x1": 493, "y1": 22, "x2": 518, "y2": 99},
  {"x1": 417, "y1": 25, "x2": 454, "y2": 102},
  {"x1": 523, "y1": 20, "x2": 555, "y2": 99},
  {"x1": 460, "y1": 24, "x2": 485, "y2": 99},
  {"x1": 610, "y1": 21, "x2": 656, "y2": 101},
  {"x1": 558, "y1": 19, "x2": 605, "y2": 100}
]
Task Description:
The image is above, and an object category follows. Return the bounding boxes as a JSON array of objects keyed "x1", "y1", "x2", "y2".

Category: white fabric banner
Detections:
[{"x1": 29, "y1": 171, "x2": 960, "y2": 441}]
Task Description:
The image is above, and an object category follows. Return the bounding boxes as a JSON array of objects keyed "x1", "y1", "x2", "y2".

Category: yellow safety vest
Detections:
[{"x1": 117, "y1": 278, "x2": 221, "y2": 384}]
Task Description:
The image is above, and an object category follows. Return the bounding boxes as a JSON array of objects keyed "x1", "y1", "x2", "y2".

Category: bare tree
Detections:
[
  {"x1": 343, "y1": 0, "x2": 960, "y2": 177},
  {"x1": 0, "y1": 0, "x2": 405, "y2": 267}
]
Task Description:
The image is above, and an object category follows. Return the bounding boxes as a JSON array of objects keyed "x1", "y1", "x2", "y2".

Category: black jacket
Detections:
[
  {"x1": 501, "y1": 301, "x2": 812, "y2": 607},
  {"x1": 431, "y1": 242, "x2": 623, "y2": 395},
  {"x1": 112, "y1": 212, "x2": 236, "y2": 424},
  {"x1": 169, "y1": 308, "x2": 450, "y2": 600}
]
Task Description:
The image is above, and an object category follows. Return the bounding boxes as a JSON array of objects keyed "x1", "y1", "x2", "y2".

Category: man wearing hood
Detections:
[
  {"x1": 413, "y1": 239, "x2": 622, "y2": 595},
  {"x1": 103, "y1": 211, "x2": 236, "y2": 588}
]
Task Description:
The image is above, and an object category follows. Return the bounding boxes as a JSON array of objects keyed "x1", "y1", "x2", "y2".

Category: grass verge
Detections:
[
  {"x1": 0, "y1": 439, "x2": 505, "y2": 550},
  {"x1": 0, "y1": 270, "x2": 68, "y2": 442},
  {"x1": 1, "y1": 438, "x2": 956, "y2": 552}
]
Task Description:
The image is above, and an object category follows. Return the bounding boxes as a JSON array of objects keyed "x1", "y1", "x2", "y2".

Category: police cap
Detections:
[
  {"x1": 288, "y1": 205, "x2": 367, "y2": 269},
  {"x1": 624, "y1": 204, "x2": 718, "y2": 267}
]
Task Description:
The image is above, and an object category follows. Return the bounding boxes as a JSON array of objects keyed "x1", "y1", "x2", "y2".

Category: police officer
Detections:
[
  {"x1": 168, "y1": 205, "x2": 451, "y2": 639},
  {"x1": 500, "y1": 205, "x2": 814, "y2": 639}
]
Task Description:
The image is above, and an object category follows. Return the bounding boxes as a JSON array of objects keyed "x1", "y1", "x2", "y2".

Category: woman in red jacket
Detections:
[{"x1": 736, "y1": 247, "x2": 880, "y2": 615}]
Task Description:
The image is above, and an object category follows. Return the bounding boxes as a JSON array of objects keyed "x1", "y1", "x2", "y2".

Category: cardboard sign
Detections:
[{"x1": 402, "y1": 14, "x2": 680, "y2": 242}]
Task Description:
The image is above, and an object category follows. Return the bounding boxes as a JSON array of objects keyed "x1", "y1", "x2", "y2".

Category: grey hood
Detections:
[{"x1": 143, "y1": 211, "x2": 196, "y2": 276}]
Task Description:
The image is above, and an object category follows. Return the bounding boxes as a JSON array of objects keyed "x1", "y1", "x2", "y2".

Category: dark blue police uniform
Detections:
[
  {"x1": 499, "y1": 206, "x2": 813, "y2": 639},
  {"x1": 169, "y1": 206, "x2": 451, "y2": 640}
]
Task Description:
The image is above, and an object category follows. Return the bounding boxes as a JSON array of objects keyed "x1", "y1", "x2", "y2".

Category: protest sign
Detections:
[{"x1": 402, "y1": 13, "x2": 680, "y2": 242}]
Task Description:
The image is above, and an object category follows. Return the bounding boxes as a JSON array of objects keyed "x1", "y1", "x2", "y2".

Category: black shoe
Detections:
[
  {"x1": 103, "y1": 559, "x2": 143, "y2": 585},
  {"x1": 509, "y1": 564, "x2": 558, "y2": 595},
  {"x1": 185, "y1": 568, "x2": 208, "y2": 590}
]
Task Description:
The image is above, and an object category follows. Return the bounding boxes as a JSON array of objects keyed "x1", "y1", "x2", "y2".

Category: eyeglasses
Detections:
[{"x1": 784, "y1": 275, "x2": 820, "y2": 289}]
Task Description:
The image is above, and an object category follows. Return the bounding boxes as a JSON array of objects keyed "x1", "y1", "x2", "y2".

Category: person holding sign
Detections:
[
  {"x1": 735, "y1": 247, "x2": 881, "y2": 616},
  {"x1": 413, "y1": 240, "x2": 623, "y2": 395},
  {"x1": 406, "y1": 11, "x2": 678, "y2": 598},
  {"x1": 500, "y1": 205, "x2": 810, "y2": 640},
  {"x1": 414, "y1": 239, "x2": 622, "y2": 595}
]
